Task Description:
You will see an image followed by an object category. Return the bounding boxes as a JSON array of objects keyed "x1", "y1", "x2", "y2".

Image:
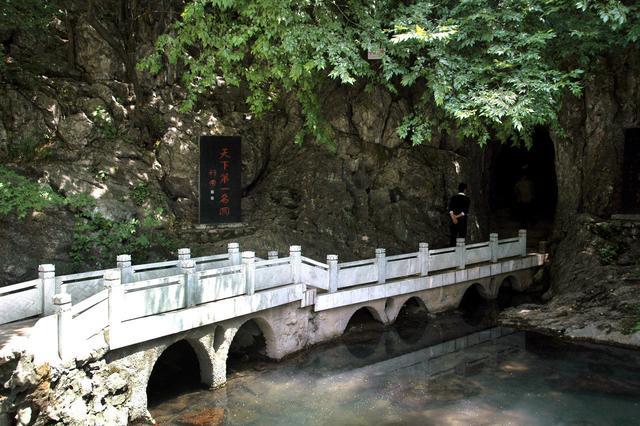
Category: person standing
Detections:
[
  {"x1": 448, "y1": 183, "x2": 470, "y2": 247},
  {"x1": 514, "y1": 173, "x2": 535, "y2": 229}
]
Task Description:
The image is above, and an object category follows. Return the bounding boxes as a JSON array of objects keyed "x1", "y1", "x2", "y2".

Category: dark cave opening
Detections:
[
  {"x1": 622, "y1": 129, "x2": 640, "y2": 213},
  {"x1": 146, "y1": 340, "x2": 205, "y2": 407},
  {"x1": 487, "y1": 127, "x2": 558, "y2": 245}
]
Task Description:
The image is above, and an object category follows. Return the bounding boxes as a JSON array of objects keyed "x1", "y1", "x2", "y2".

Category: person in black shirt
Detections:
[{"x1": 448, "y1": 183, "x2": 470, "y2": 247}]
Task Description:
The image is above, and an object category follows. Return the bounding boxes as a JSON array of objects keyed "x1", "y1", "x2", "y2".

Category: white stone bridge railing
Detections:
[
  {"x1": 4, "y1": 230, "x2": 540, "y2": 362},
  {"x1": 0, "y1": 243, "x2": 247, "y2": 325}
]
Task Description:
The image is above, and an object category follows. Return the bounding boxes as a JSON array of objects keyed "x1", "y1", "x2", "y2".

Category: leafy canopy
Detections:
[{"x1": 140, "y1": 0, "x2": 640, "y2": 147}]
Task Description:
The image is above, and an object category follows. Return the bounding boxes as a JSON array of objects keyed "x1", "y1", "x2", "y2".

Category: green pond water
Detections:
[{"x1": 149, "y1": 311, "x2": 640, "y2": 425}]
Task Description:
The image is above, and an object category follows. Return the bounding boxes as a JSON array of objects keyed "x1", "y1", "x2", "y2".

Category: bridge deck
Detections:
[
  {"x1": 314, "y1": 254, "x2": 541, "y2": 311},
  {"x1": 0, "y1": 317, "x2": 37, "y2": 357}
]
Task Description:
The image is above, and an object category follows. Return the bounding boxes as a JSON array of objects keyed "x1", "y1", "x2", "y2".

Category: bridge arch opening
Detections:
[
  {"x1": 146, "y1": 340, "x2": 207, "y2": 407},
  {"x1": 458, "y1": 284, "x2": 496, "y2": 326},
  {"x1": 497, "y1": 275, "x2": 530, "y2": 309},
  {"x1": 487, "y1": 127, "x2": 557, "y2": 246},
  {"x1": 343, "y1": 307, "x2": 385, "y2": 359},
  {"x1": 393, "y1": 297, "x2": 429, "y2": 344},
  {"x1": 343, "y1": 307, "x2": 384, "y2": 334},
  {"x1": 227, "y1": 318, "x2": 273, "y2": 376}
]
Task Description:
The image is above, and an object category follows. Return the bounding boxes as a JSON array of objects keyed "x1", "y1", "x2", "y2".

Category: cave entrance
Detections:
[
  {"x1": 146, "y1": 340, "x2": 205, "y2": 407},
  {"x1": 622, "y1": 129, "x2": 640, "y2": 213},
  {"x1": 488, "y1": 127, "x2": 557, "y2": 246}
]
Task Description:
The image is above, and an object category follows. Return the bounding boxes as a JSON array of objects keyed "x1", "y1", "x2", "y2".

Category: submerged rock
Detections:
[{"x1": 179, "y1": 407, "x2": 225, "y2": 426}]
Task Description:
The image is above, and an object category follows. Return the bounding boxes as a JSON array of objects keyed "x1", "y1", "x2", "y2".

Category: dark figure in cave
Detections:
[
  {"x1": 514, "y1": 172, "x2": 535, "y2": 229},
  {"x1": 448, "y1": 183, "x2": 470, "y2": 247}
]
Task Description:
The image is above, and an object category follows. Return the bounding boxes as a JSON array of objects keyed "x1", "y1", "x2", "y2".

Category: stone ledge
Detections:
[
  {"x1": 185, "y1": 223, "x2": 252, "y2": 230},
  {"x1": 611, "y1": 214, "x2": 640, "y2": 221}
]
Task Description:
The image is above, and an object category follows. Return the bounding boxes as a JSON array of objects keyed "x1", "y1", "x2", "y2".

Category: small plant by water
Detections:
[
  {"x1": 598, "y1": 244, "x2": 621, "y2": 265},
  {"x1": 620, "y1": 304, "x2": 640, "y2": 334},
  {"x1": 633, "y1": 305, "x2": 640, "y2": 333}
]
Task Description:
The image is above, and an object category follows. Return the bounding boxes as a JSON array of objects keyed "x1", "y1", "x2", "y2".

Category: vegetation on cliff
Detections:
[
  {"x1": 140, "y1": 0, "x2": 640, "y2": 146},
  {"x1": 0, "y1": 166, "x2": 174, "y2": 268}
]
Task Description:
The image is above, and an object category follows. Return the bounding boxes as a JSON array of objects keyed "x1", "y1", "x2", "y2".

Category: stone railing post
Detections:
[
  {"x1": 179, "y1": 259, "x2": 197, "y2": 308},
  {"x1": 242, "y1": 251, "x2": 256, "y2": 295},
  {"x1": 456, "y1": 238, "x2": 466, "y2": 270},
  {"x1": 54, "y1": 293, "x2": 72, "y2": 361},
  {"x1": 490, "y1": 233, "x2": 499, "y2": 263},
  {"x1": 519, "y1": 229, "x2": 527, "y2": 257},
  {"x1": 104, "y1": 269, "x2": 123, "y2": 347},
  {"x1": 376, "y1": 248, "x2": 386, "y2": 284},
  {"x1": 228, "y1": 242, "x2": 241, "y2": 266},
  {"x1": 419, "y1": 243, "x2": 429, "y2": 276},
  {"x1": 117, "y1": 254, "x2": 134, "y2": 284},
  {"x1": 178, "y1": 248, "x2": 191, "y2": 261},
  {"x1": 267, "y1": 250, "x2": 279, "y2": 260},
  {"x1": 327, "y1": 254, "x2": 339, "y2": 293},
  {"x1": 289, "y1": 246, "x2": 302, "y2": 284},
  {"x1": 39, "y1": 264, "x2": 56, "y2": 315}
]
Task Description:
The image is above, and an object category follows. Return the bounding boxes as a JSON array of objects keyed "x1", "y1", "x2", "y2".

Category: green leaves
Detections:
[
  {"x1": 391, "y1": 24, "x2": 459, "y2": 43},
  {"x1": 0, "y1": 166, "x2": 63, "y2": 219},
  {"x1": 140, "y1": 0, "x2": 640, "y2": 147},
  {"x1": 0, "y1": 166, "x2": 173, "y2": 268}
]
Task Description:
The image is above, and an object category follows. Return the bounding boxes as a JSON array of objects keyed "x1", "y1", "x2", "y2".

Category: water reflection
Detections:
[
  {"x1": 343, "y1": 307, "x2": 384, "y2": 359},
  {"x1": 393, "y1": 297, "x2": 429, "y2": 344},
  {"x1": 150, "y1": 317, "x2": 640, "y2": 426}
]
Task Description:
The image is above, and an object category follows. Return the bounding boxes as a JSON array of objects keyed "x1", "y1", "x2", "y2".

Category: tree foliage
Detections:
[
  {"x1": 138, "y1": 0, "x2": 638, "y2": 146},
  {"x1": 0, "y1": 0, "x2": 57, "y2": 33}
]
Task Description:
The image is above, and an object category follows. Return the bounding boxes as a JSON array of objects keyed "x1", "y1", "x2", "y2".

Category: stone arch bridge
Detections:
[{"x1": 0, "y1": 230, "x2": 544, "y2": 421}]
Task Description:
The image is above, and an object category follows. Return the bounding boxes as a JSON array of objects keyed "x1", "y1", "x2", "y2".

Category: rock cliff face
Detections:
[
  {"x1": 551, "y1": 50, "x2": 640, "y2": 229},
  {"x1": 0, "y1": 3, "x2": 486, "y2": 285},
  {"x1": 546, "y1": 51, "x2": 640, "y2": 295},
  {"x1": 501, "y1": 215, "x2": 640, "y2": 348},
  {"x1": 500, "y1": 50, "x2": 640, "y2": 345}
]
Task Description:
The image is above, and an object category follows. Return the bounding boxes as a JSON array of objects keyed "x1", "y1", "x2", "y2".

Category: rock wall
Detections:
[
  {"x1": 552, "y1": 50, "x2": 640, "y2": 227},
  {"x1": 499, "y1": 50, "x2": 640, "y2": 344},
  {"x1": 0, "y1": 2, "x2": 487, "y2": 285},
  {"x1": 549, "y1": 49, "x2": 640, "y2": 292},
  {"x1": 0, "y1": 348, "x2": 130, "y2": 426},
  {"x1": 501, "y1": 215, "x2": 640, "y2": 348}
]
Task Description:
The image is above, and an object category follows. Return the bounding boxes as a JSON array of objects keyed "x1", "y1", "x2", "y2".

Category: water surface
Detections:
[{"x1": 150, "y1": 312, "x2": 640, "y2": 425}]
